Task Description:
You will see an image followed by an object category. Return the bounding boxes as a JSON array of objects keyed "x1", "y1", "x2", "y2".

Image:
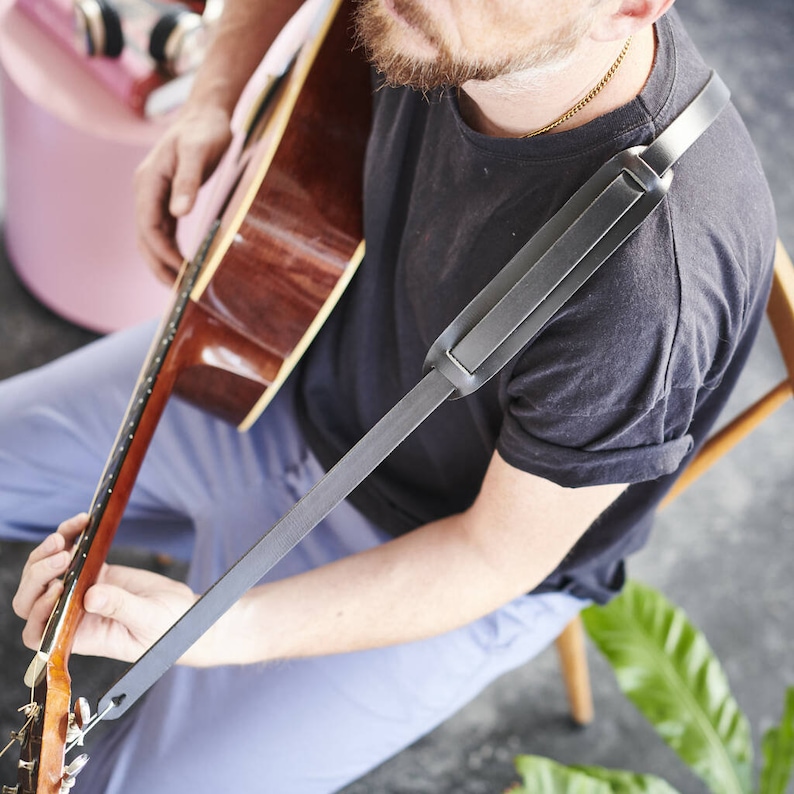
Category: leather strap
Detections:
[{"x1": 97, "y1": 71, "x2": 730, "y2": 722}]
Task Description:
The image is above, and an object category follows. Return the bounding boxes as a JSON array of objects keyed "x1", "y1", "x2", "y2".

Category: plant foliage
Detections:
[
  {"x1": 512, "y1": 754, "x2": 681, "y2": 794},
  {"x1": 509, "y1": 581, "x2": 794, "y2": 794},
  {"x1": 758, "y1": 686, "x2": 794, "y2": 794},
  {"x1": 581, "y1": 580, "x2": 753, "y2": 794}
]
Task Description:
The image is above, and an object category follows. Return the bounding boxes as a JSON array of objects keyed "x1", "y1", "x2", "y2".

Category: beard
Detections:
[{"x1": 353, "y1": 0, "x2": 589, "y2": 92}]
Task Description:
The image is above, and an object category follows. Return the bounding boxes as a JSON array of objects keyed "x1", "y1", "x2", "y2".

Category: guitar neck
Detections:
[{"x1": 26, "y1": 223, "x2": 220, "y2": 687}]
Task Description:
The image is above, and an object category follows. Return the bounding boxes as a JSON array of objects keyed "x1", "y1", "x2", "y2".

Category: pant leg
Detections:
[
  {"x1": 0, "y1": 319, "x2": 306, "y2": 560},
  {"x1": 0, "y1": 321, "x2": 192, "y2": 556},
  {"x1": 72, "y1": 438, "x2": 585, "y2": 794},
  {"x1": 0, "y1": 324, "x2": 586, "y2": 794}
]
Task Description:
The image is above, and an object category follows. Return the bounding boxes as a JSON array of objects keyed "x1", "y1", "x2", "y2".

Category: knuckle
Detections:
[
  {"x1": 11, "y1": 592, "x2": 25, "y2": 618},
  {"x1": 21, "y1": 625, "x2": 39, "y2": 651}
]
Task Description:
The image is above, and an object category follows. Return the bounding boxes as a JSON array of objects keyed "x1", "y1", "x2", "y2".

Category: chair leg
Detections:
[{"x1": 554, "y1": 614, "x2": 594, "y2": 726}]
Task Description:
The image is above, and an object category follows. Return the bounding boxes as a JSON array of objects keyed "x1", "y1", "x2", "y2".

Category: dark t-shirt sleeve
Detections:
[
  {"x1": 497, "y1": 397, "x2": 694, "y2": 486},
  {"x1": 495, "y1": 216, "x2": 698, "y2": 487}
]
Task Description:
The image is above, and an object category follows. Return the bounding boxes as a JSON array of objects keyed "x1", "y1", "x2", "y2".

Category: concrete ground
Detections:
[{"x1": 0, "y1": 0, "x2": 792, "y2": 791}]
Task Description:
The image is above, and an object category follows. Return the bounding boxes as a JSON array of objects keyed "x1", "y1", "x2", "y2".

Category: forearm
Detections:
[
  {"x1": 186, "y1": 0, "x2": 305, "y2": 116},
  {"x1": 16, "y1": 460, "x2": 622, "y2": 667},
  {"x1": 185, "y1": 459, "x2": 625, "y2": 668},
  {"x1": 189, "y1": 513, "x2": 543, "y2": 667}
]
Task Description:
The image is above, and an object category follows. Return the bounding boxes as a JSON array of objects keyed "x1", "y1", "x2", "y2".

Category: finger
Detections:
[
  {"x1": 84, "y1": 574, "x2": 195, "y2": 640},
  {"x1": 82, "y1": 583, "x2": 161, "y2": 659},
  {"x1": 168, "y1": 187, "x2": 196, "y2": 218},
  {"x1": 99, "y1": 563, "x2": 184, "y2": 595},
  {"x1": 21, "y1": 580, "x2": 63, "y2": 650},
  {"x1": 22, "y1": 513, "x2": 87, "y2": 577},
  {"x1": 153, "y1": 258, "x2": 182, "y2": 286},
  {"x1": 169, "y1": 149, "x2": 205, "y2": 218},
  {"x1": 22, "y1": 531, "x2": 66, "y2": 572},
  {"x1": 56, "y1": 512, "x2": 90, "y2": 543},
  {"x1": 11, "y1": 525, "x2": 73, "y2": 620},
  {"x1": 18, "y1": 530, "x2": 68, "y2": 605},
  {"x1": 13, "y1": 545, "x2": 71, "y2": 619},
  {"x1": 170, "y1": 126, "x2": 229, "y2": 217},
  {"x1": 134, "y1": 145, "x2": 185, "y2": 275},
  {"x1": 137, "y1": 226, "x2": 183, "y2": 284},
  {"x1": 137, "y1": 179, "x2": 184, "y2": 266}
]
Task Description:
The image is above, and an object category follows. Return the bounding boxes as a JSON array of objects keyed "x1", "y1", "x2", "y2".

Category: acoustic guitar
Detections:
[{"x1": 7, "y1": 1, "x2": 370, "y2": 791}]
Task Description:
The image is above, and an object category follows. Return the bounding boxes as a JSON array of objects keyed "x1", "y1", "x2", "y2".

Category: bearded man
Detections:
[{"x1": 5, "y1": 0, "x2": 775, "y2": 791}]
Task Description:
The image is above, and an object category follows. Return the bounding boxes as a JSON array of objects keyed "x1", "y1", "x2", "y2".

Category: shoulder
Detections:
[{"x1": 496, "y1": 115, "x2": 776, "y2": 487}]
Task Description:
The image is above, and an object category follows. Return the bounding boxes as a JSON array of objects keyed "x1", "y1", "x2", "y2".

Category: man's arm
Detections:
[
  {"x1": 134, "y1": 0, "x2": 305, "y2": 281},
  {"x1": 14, "y1": 453, "x2": 624, "y2": 666},
  {"x1": 193, "y1": 451, "x2": 624, "y2": 665}
]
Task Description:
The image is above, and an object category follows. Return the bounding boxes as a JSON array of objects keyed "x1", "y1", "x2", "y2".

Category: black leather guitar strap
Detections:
[{"x1": 94, "y1": 70, "x2": 730, "y2": 724}]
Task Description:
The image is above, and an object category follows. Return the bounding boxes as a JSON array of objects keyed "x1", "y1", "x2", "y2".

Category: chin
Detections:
[{"x1": 357, "y1": 0, "x2": 440, "y2": 63}]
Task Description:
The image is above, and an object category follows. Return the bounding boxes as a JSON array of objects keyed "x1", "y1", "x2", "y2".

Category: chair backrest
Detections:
[{"x1": 661, "y1": 238, "x2": 794, "y2": 505}]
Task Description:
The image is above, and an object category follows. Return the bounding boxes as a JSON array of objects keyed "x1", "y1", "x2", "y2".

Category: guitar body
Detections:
[
  {"x1": 174, "y1": 0, "x2": 370, "y2": 427},
  {"x1": 11, "y1": 2, "x2": 371, "y2": 792}
]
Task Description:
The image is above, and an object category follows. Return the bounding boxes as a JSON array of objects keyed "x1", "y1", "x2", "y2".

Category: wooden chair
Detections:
[{"x1": 554, "y1": 237, "x2": 794, "y2": 726}]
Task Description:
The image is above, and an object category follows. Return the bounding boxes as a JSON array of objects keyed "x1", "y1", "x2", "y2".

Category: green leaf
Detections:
[
  {"x1": 571, "y1": 764, "x2": 684, "y2": 794},
  {"x1": 581, "y1": 580, "x2": 753, "y2": 794},
  {"x1": 512, "y1": 756, "x2": 683, "y2": 794},
  {"x1": 512, "y1": 755, "x2": 615, "y2": 794},
  {"x1": 758, "y1": 686, "x2": 794, "y2": 794}
]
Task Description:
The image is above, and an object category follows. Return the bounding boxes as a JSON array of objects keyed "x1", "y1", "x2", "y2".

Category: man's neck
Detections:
[{"x1": 458, "y1": 26, "x2": 656, "y2": 139}]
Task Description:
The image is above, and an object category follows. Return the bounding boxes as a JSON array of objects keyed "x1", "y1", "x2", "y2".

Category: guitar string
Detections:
[
  {"x1": 27, "y1": 547, "x2": 74, "y2": 704},
  {"x1": 0, "y1": 704, "x2": 39, "y2": 759},
  {"x1": 0, "y1": 554, "x2": 69, "y2": 762},
  {"x1": 64, "y1": 701, "x2": 117, "y2": 754},
  {"x1": 0, "y1": 581, "x2": 68, "y2": 763}
]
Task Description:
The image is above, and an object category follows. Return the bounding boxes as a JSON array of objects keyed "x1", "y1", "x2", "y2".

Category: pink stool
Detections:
[
  {"x1": 0, "y1": 0, "x2": 171, "y2": 333},
  {"x1": 0, "y1": 0, "x2": 338, "y2": 333}
]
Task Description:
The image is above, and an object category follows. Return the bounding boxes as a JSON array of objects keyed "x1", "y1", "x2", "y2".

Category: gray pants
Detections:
[{"x1": 0, "y1": 322, "x2": 583, "y2": 793}]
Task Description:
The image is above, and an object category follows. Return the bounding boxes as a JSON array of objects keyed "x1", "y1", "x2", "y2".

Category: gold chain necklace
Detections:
[{"x1": 522, "y1": 36, "x2": 633, "y2": 138}]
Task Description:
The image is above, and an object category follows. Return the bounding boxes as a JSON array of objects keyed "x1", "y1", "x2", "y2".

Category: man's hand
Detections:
[
  {"x1": 131, "y1": 0, "x2": 307, "y2": 284},
  {"x1": 13, "y1": 514, "x2": 198, "y2": 663},
  {"x1": 134, "y1": 105, "x2": 233, "y2": 285}
]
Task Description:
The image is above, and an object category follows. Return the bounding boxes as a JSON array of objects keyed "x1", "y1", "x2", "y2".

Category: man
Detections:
[{"x1": 4, "y1": 0, "x2": 776, "y2": 791}]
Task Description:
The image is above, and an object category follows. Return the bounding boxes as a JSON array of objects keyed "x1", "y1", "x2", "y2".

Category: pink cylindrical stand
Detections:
[{"x1": 0, "y1": 0, "x2": 171, "y2": 333}]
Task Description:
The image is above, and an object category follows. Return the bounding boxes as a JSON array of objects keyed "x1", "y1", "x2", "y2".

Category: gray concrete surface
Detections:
[{"x1": 0, "y1": 0, "x2": 792, "y2": 791}]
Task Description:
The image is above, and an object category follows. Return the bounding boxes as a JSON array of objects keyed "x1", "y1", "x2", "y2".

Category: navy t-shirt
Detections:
[{"x1": 297, "y1": 11, "x2": 777, "y2": 603}]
